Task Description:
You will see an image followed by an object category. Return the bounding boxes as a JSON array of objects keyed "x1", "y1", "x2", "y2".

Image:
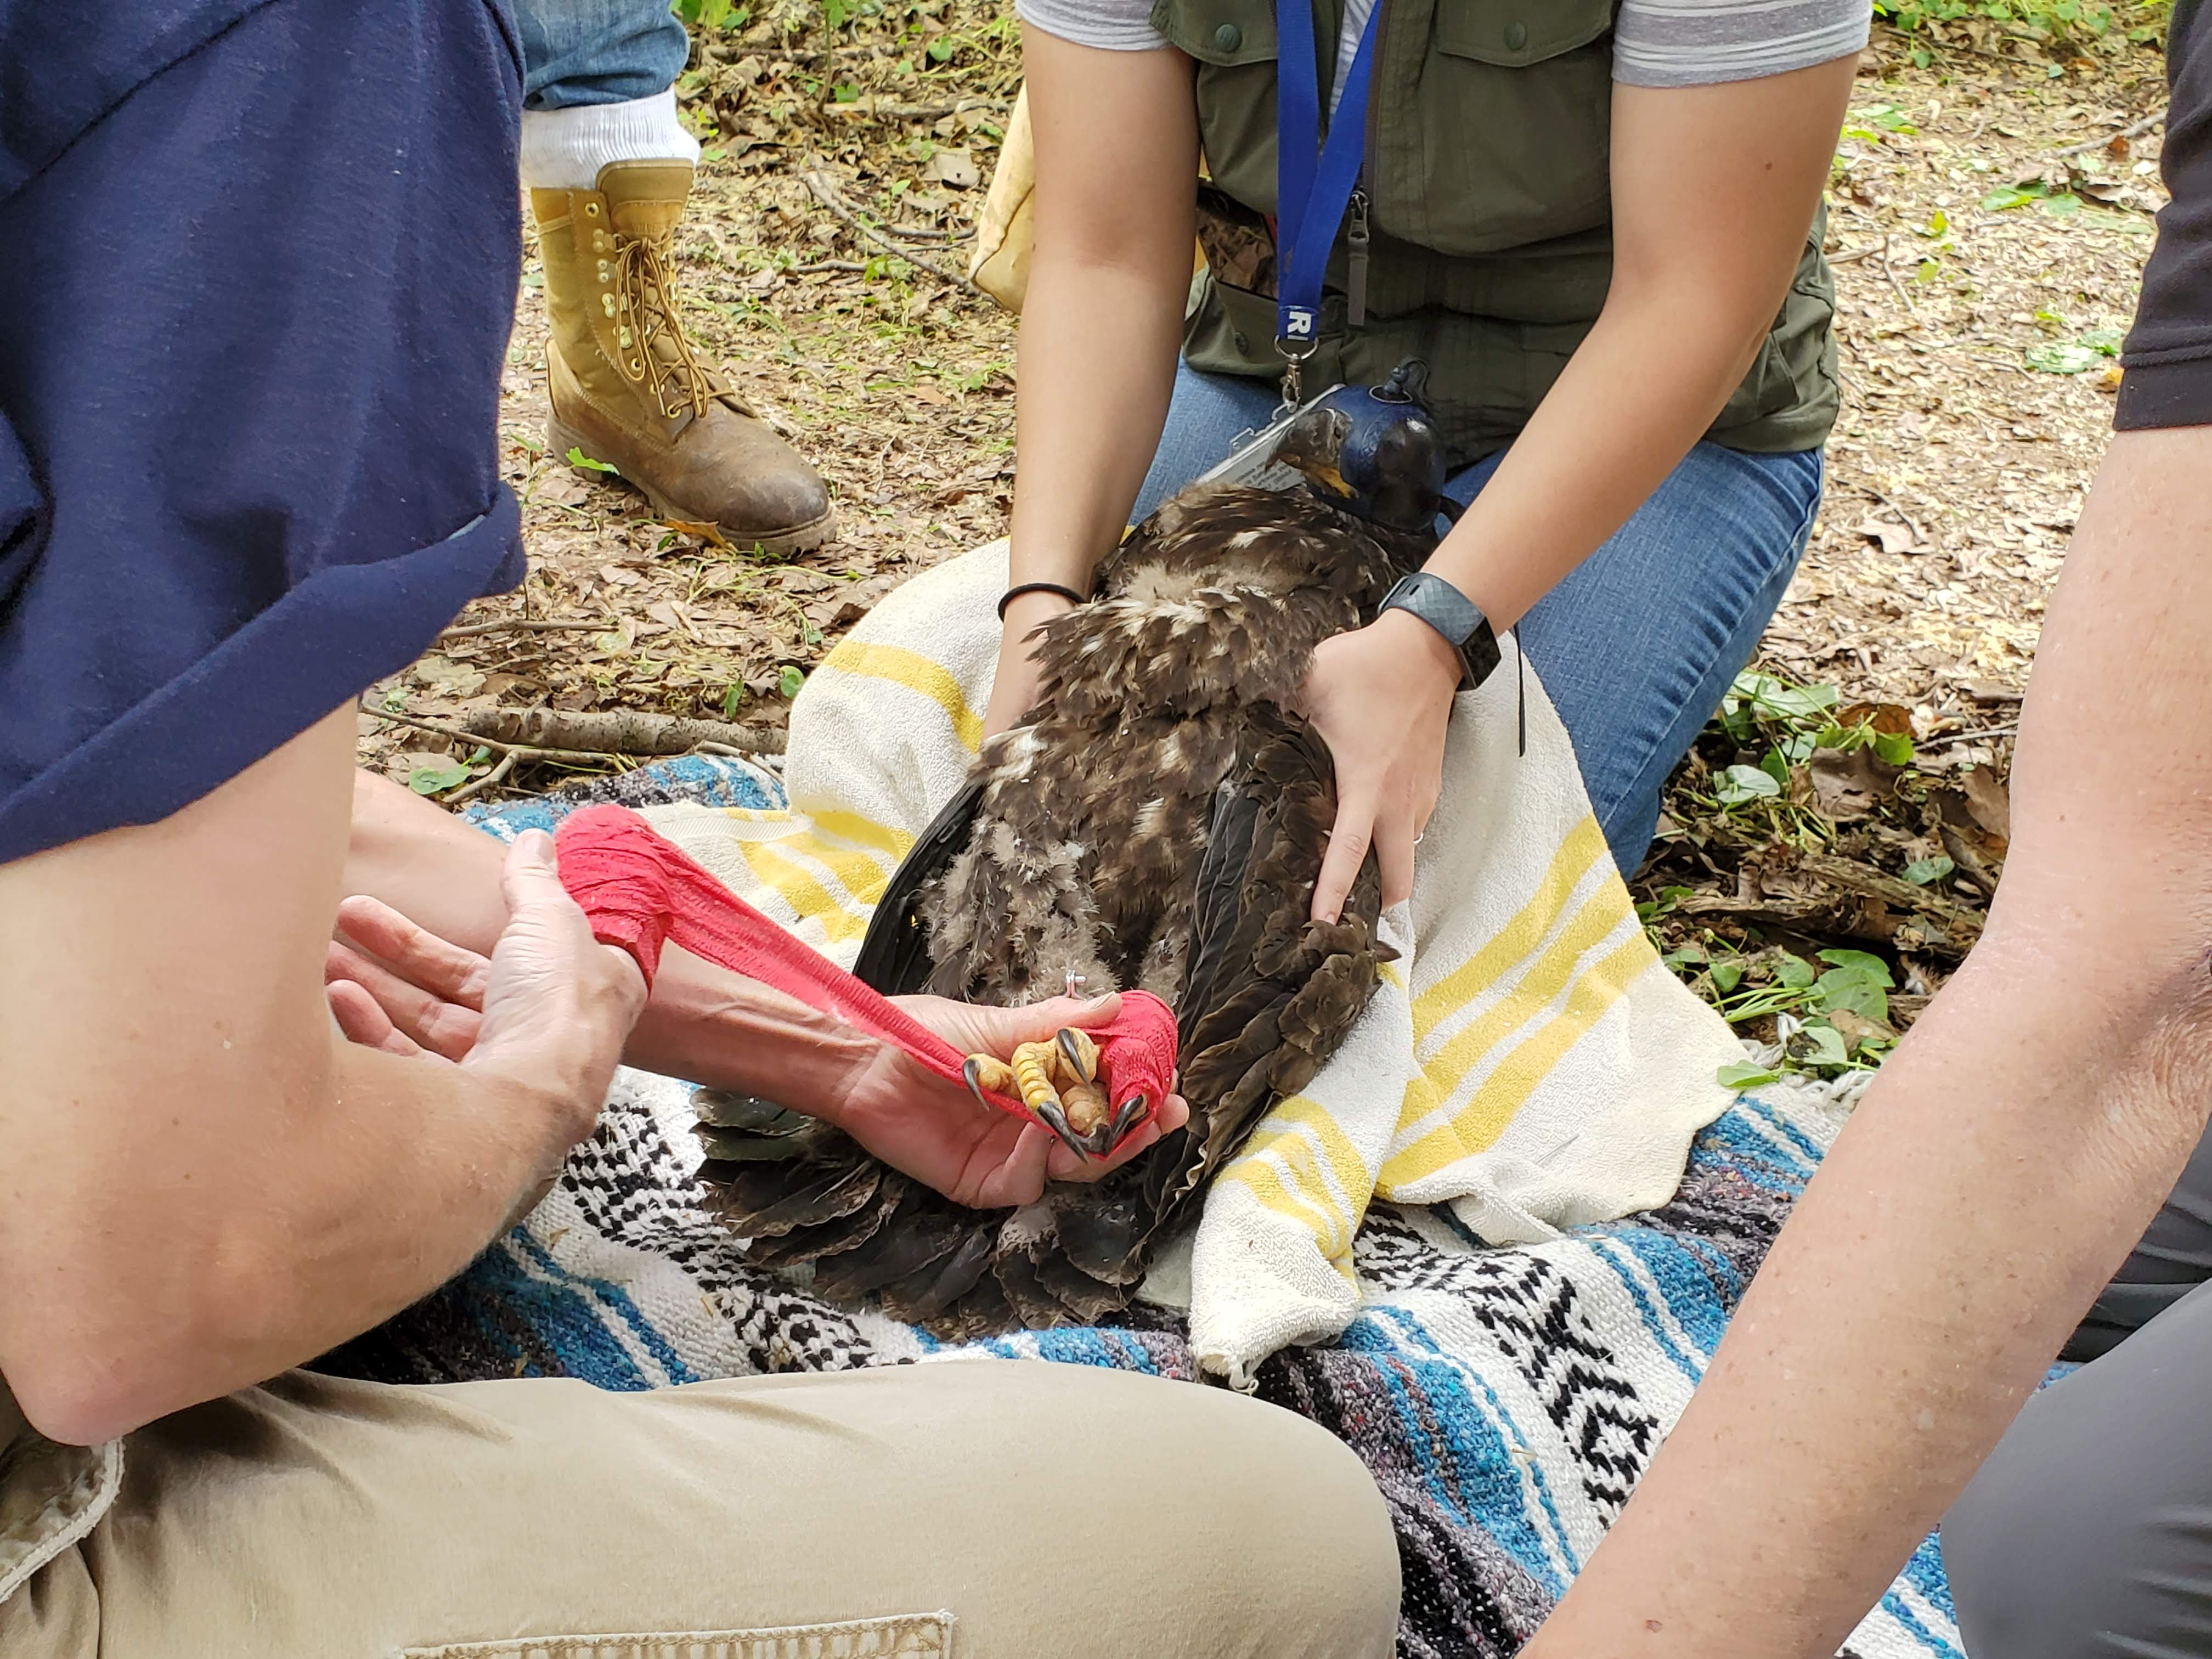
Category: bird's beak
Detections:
[{"x1": 1304, "y1": 461, "x2": 1355, "y2": 498}]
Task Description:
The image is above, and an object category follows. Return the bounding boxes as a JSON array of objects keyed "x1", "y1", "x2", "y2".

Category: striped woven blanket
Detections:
[{"x1": 317, "y1": 755, "x2": 1962, "y2": 1659}]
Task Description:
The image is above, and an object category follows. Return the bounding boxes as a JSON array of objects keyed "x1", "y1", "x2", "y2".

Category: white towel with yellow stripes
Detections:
[{"x1": 634, "y1": 540, "x2": 1747, "y2": 1384}]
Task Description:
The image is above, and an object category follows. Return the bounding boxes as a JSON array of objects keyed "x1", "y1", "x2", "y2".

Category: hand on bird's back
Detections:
[{"x1": 1301, "y1": 608, "x2": 1463, "y2": 922}]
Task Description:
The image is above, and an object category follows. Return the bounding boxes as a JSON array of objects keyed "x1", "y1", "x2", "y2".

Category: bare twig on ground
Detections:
[
  {"x1": 458, "y1": 707, "x2": 789, "y2": 757},
  {"x1": 1938, "y1": 823, "x2": 2005, "y2": 901},
  {"x1": 2048, "y1": 108, "x2": 2166, "y2": 161},
  {"x1": 800, "y1": 169, "x2": 967, "y2": 287},
  {"x1": 439, "y1": 618, "x2": 608, "y2": 639},
  {"x1": 362, "y1": 705, "x2": 537, "y2": 753},
  {"x1": 1874, "y1": 489, "x2": 1929, "y2": 549},
  {"x1": 1921, "y1": 720, "x2": 2023, "y2": 749},
  {"x1": 1795, "y1": 851, "x2": 1987, "y2": 942},
  {"x1": 443, "y1": 749, "x2": 521, "y2": 805},
  {"x1": 359, "y1": 706, "x2": 630, "y2": 803},
  {"x1": 1881, "y1": 234, "x2": 1917, "y2": 312}
]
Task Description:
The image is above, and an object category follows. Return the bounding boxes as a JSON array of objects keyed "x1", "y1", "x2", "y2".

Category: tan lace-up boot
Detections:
[{"x1": 532, "y1": 160, "x2": 833, "y2": 552}]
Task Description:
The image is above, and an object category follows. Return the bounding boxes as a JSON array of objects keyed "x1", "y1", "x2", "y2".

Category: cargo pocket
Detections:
[
  {"x1": 1151, "y1": 0, "x2": 1280, "y2": 212},
  {"x1": 402, "y1": 1611, "x2": 955, "y2": 1659},
  {"x1": 1404, "y1": 0, "x2": 1617, "y2": 254}
]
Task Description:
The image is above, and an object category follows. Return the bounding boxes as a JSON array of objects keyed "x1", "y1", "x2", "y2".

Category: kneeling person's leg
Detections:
[
  {"x1": 1501, "y1": 443, "x2": 1824, "y2": 876},
  {"x1": 61, "y1": 1363, "x2": 1398, "y2": 1659},
  {"x1": 1944, "y1": 1274, "x2": 2212, "y2": 1657}
]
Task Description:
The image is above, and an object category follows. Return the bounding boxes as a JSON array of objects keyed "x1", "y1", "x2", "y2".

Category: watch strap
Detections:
[{"x1": 1379, "y1": 572, "x2": 1501, "y2": 691}]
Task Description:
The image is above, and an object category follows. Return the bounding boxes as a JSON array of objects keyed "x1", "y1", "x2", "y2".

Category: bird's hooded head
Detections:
[{"x1": 1269, "y1": 360, "x2": 1448, "y2": 534}]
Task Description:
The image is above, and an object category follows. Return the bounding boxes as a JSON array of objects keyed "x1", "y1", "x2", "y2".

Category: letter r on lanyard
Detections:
[{"x1": 1273, "y1": 0, "x2": 1383, "y2": 407}]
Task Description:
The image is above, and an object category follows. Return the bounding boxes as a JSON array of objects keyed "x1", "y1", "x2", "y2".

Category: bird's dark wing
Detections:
[
  {"x1": 692, "y1": 706, "x2": 1389, "y2": 1339},
  {"x1": 850, "y1": 773, "x2": 987, "y2": 995},
  {"x1": 1143, "y1": 704, "x2": 1389, "y2": 1233}
]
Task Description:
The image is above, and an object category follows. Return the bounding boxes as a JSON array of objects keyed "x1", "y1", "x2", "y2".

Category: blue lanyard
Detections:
[{"x1": 1274, "y1": 0, "x2": 1383, "y2": 363}]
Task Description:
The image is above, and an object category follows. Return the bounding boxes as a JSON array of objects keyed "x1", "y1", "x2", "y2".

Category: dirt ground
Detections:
[{"x1": 356, "y1": 8, "x2": 2171, "y2": 1049}]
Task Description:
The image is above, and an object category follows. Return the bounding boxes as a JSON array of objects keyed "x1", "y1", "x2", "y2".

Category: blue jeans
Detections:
[
  {"x1": 1132, "y1": 363, "x2": 1825, "y2": 876},
  {"x1": 515, "y1": 0, "x2": 691, "y2": 109}
]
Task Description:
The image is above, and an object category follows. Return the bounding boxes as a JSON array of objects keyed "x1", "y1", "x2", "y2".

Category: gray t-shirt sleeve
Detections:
[
  {"x1": 1014, "y1": 0, "x2": 1166, "y2": 52},
  {"x1": 1015, "y1": 0, "x2": 1871, "y2": 85},
  {"x1": 1612, "y1": 0, "x2": 1872, "y2": 87}
]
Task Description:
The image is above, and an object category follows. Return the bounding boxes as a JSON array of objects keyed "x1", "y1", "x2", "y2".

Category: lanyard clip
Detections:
[
  {"x1": 1346, "y1": 188, "x2": 1371, "y2": 330},
  {"x1": 1273, "y1": 328, "x2": 1319, "y2": 414}
]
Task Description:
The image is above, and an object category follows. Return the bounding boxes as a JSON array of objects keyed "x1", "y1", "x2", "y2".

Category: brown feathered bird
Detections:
[{"x1": 695, "y1": 371, "x2": 1459, "y2": 1337}]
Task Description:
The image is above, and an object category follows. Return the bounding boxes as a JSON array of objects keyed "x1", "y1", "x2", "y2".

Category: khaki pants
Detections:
[{"x1": 1, "y1": 1362, "x2": 1398, "y2": 1658}]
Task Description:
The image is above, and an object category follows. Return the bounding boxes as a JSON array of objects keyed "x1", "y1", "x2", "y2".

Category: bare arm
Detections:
[
  {"x1": 0, "y1": 710, "x2": 643, "y2": 1446},
  {"x1": 341, "y1": 770, "x2": 1188, "y2": 1203},
  {"x1": 1425, "y1": 61, "x2": 1854, "y2": 625},
  {"x1": 1521, "y1": 424, "x2": 2212, "y2": 1656},
  {"x1": 1305, "y1": 59, "x2": 1858, "y2": 921},
  {"x1": 984, "y1": 30, "x2": 1198, "y2": 736}
]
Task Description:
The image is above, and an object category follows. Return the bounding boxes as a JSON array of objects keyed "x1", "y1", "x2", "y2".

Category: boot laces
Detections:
[{"x1": 611, "y1": 232, "x2": 714, "y2": 421}]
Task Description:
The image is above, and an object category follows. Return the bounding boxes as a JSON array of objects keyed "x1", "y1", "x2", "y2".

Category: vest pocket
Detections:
[
  {"x1": 1403, "y1": 0, "x2": 1617, "y2": 255},
  {"x1": 1152, "y1": 0, "x2": 1280, "y2": 211}
]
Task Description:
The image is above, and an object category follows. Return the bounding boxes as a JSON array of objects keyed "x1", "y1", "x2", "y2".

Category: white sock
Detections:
[{"x1": 519, "y1": 89, "x2": 701, "y2": 191}]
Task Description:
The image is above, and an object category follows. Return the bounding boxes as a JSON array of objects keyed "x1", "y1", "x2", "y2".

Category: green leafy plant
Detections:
[
  {"x1": 1717, "y1": 1059, "x2": 1784, "y2": 1090},
  {"x1": 671, "y1": 0, "x2": 740, "y2": 27},
  {"x1": 409, "y1": 759, "x2": 470, "y2": 795},
  {"x1": 565, "y1": 446, "x2": 619, "y2": 475},
  {"x1": 2027, "y1": 340, "x2": 2105, "y2": 373},
  {"x1": 778, "y1": 664, "x2": 806, "y2": 699},
  {"x1": 1874, "y1": 0, "x2": 2117, "y2": 41},
  {"x1": 407, "y1": 746, "x2": 492, "y2": 797},
  {"x1": 1704, "y1": 947, "x2": 1901, "y2": 1087}
]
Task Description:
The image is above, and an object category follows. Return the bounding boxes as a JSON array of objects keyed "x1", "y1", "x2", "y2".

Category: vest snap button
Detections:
[
  {"x1": 1233, "y1": 331, "x2": 1251, "y2": 353},
  {"x1": 1504, "y1": 19, "x2": 1527, "y2": 49},
  {"x1": 1214, "y1": 22, "x2": 1242, "y2": 50}
]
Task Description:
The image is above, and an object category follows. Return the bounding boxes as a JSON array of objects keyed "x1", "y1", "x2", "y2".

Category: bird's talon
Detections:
[
  {"x1": 1055, "y1": 1026, "x2": 1099, "y2": 1084},
  {"x1": 964, "y1": 1054, "x2": 1017, "y2": 1107},
  {"x1": 1034, "y1": 1099, "x2": 1092, "y2": 1159},
  {"x1": 1107, "y1": 1094, "x2": 1148, "y2": 1148}
]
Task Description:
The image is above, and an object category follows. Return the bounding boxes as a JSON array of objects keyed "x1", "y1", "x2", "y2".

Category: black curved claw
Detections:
[
  {"x1": 1055, "y1": 1027, "x2": 1098, "y2": 1083},
  {"x1": 1106, "y1": 1094, "x2": 1149, "y2": 1151},
  {"x1": 962, "y1": 1058, "x2": 990, "y2": 1108},
  {"x1": 1034, "y1": 1099, "x2": 1093, "y2": 1159}
]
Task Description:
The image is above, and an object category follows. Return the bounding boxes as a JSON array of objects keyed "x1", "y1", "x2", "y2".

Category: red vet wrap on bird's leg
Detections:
[{"x1": 552, "y1": 806, "x2": 1178, "y2": 1131}]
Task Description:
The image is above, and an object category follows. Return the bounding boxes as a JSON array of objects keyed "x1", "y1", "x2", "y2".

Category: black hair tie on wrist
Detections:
[{"x1": 996, "y1": 582, "x2": 1089, "y2": 621}]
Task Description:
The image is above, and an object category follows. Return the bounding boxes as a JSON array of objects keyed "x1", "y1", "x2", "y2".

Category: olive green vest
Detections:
[{"x1": 1154, "y1": 0, "x2": 1839, "y2": 466}]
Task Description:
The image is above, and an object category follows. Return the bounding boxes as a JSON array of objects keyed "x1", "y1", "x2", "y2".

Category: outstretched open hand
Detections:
[{"x1": 325, "y1": 890, "x2": 1187, "y2": 1213}]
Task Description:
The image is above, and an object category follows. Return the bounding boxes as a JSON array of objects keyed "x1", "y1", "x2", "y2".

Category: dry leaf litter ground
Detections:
[{"x1": 357, "y1": 7, "x2": 2169, "y2": 1070}]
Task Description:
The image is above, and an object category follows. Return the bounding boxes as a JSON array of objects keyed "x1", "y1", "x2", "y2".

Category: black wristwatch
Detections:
[{"x1": 1378, "y1": 572, "x2": 1502, "y2": 690}]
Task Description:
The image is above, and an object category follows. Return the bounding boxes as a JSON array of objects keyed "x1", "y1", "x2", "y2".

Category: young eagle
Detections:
[{"x1": 695, "y1": 374, "x2": 1455, "y2": 1337}]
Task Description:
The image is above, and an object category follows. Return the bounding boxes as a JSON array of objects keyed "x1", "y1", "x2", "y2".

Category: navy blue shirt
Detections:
[{"x1": 0, "y1": 0, "x2": 527, "y2": 863}]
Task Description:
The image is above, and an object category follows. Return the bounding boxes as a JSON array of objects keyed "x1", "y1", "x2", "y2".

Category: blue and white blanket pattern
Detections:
[{"x1": 316, "y1": 757, "x2": 1962, "y2": 1659}]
